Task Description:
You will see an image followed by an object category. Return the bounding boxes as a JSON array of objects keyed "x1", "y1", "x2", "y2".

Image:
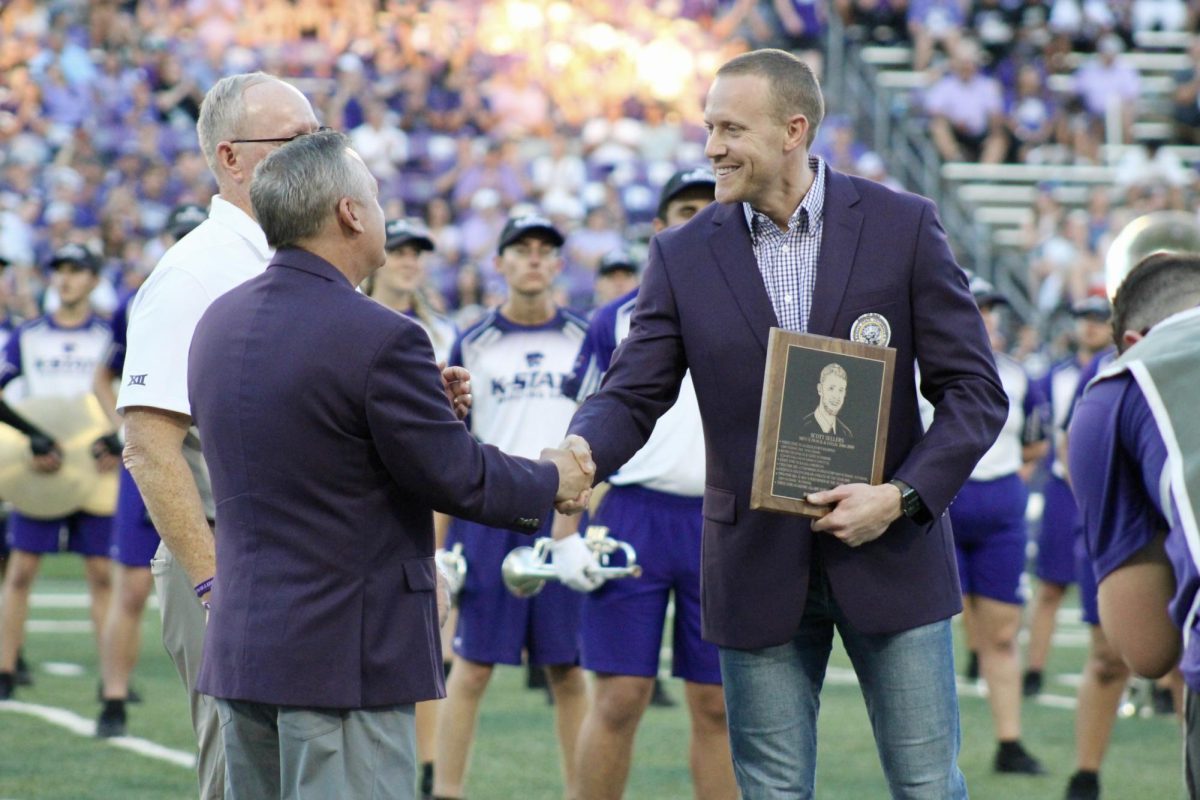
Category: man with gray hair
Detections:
[
  {"x1": 188, "y1": 130, "x2": 592, "y2": 799},
  {"x1": 117, "y1": 72, "x2": 320, "y2": 798}
]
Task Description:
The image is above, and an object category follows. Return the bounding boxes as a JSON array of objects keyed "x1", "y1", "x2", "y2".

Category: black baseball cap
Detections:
[
  {"x1": 385, "y1": 218, "x2": 435, "y2": 252},
  {"x1": 498, "y1": 213, "x2": 564, "y2": 253},
  {"x1": 968, "y1": 275, "x2": 1008, "y2": 308},
  {"x1": 657, "y1": 167, "x2": 716, "y2": 220},
  {"x1": 597, "y1": 249, "x2": 639, "y2": 276},
  {"x1": 1071, "y1": 296, "x2": 1111, "y2": 320},
  {"x1": 46, "y1": 243, "x2": 100, "y2": 273},
  {"x1": 165, "y1": 203, "x2": 208, "y2": 239}
]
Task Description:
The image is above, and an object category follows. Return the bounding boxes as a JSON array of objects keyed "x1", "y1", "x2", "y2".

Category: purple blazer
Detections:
[
  {"x1": 189, "y1": 248, "x2": 558, "y2": 709},
  {"x1": 568, "y1": 168, "x2": 1006, "y2": 648}
]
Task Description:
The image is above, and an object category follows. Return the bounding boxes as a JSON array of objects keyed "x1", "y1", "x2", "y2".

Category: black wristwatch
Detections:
[{"x1": 888, "y1": 479, "x2": 925, "y2": 521}]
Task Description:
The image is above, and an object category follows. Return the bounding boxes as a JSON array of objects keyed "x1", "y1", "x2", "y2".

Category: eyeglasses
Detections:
[{"x1": 228, "y1": 126, "x2": 333, "y2": 145}]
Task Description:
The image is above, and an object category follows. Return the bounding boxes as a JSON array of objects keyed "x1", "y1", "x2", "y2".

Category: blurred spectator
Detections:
[
  {"x1": 1071, "y1": 34, "x2": 1141, "y2": 151},
  {"x1": 532, "y1": 132, "x2": 587, "y2": 208},
  {"x1": 908, "y1": 0, "x2": 967, "y2": 70},
  {"x1": 1130, "y1": 0, "x2": 1188, "y2": 33},
  {"x1": 1048, "y1": 0, "x2": 1124, "y2": 49},
  {"x1": 448, "y1": 140, "x2": 526, "y2": 213},
  {"x1": 459, "y1": 188, "x2": 507, "y2": 267},
  {"x1": 925, "y1": 39, "x2": 1008, "y2": 163},
  {"x1": 484, "y1": 63, "x2": 552, "y2": 140},
  {"x1": 838, "y1": 0, "x2": 911, "y2": 44},
  {"x1": 150, "y1": 52, "x2": 203, "y2": 126},
  {"x1": 565, "y1": 205, "x2": 624, "y2": 276},
  {"x1": 1172, "y1": 37, "x2": 1200, "y2": 145},
  {"x1": 1114, "y1": 141, "x2": 1192, "y2": 191},
  {"x1": 969, "y1": 0, "x2": 1020, "y2": 65},
  {"x1": 813, "y1": 116, "x2": 869, "y2": 173},
  {"x1": 1029, "y1": 208, "x2": 1095, "y2": 314},
  {"x1": 592, "y1": 249, "x2": 641, "y2": 308},
  {"x1": 1004, "y1": 64, "x2": 1059, "y2": 163},
  {"x1": 1020, "y1": 183, "x2": 1065, "y2": 251},
  {"x1": 854, "y1": 150, "x2": 905, "y2": 190},
  {"x1": 350, "y1": 100, "x2": 410, "y2": 183}
]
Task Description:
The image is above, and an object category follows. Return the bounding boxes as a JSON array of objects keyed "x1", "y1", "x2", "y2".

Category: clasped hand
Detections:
[
  {"x1": 440, "y1": 364, "x2": 472, "y2": 420},
  {"x1": 541, "y1": 434, "x2": 595, "y2": 514},
  {"x1": 807, "y1": 482, "x2": 902, "y2": 548}
]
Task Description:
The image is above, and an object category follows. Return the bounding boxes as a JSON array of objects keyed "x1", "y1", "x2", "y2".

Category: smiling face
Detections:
[
  {"x1": 817, "y1": 372, "x2": 847, "y2": 417},
  {"x1": 700, "y1": 71, "x2": 811, "y2": 220},
  {"x1": 704, "y1": 74, "x2": 790, "y2": 209}
]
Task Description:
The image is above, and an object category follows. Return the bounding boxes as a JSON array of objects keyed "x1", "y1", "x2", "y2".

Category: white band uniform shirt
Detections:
[
  {"x1": 743, "y1": 156, "x2": 826, "y2": 333},
  {"x1": 971, "y1": 353, "x2": 1043, "y2": 481},
  {"x1": 587, "y1": 293, "x2": 705, "y2": 497},
  {"x1": 0, "y1": 315, "x2": 112, "y2": 399},
  {"x1": 1047, "y1": 357, "x2": 1082, "y2": 479},
  {"x1": 116, "y1": 196, "x2": 273, "y2": 518},
  {"x1": 451, "y1": 308, "x2": 587, "y2": 456}
]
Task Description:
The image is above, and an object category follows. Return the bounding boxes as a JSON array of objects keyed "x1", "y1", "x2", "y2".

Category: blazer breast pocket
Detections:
[{"x1": 841, "y1": 290, "x2": 901, "y2": 317}]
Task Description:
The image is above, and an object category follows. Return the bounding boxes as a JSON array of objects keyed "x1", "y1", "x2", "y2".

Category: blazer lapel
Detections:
[
  {"x1": 807, "y1": 169, "x2": 864, "y2": 337},
  {"x1": 707, "y1": 203, "x2": 778, "y2": 354}
]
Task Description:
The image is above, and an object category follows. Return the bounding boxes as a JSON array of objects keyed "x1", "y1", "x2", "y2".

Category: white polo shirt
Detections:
[{"x1": 117, "y1": 196, "x2": 272, "y2": 517}]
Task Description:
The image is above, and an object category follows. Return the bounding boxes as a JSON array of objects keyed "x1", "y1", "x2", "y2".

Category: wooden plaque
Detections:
[{"x1": 750, "y1": 329, "x2": 896, "y2": 517}]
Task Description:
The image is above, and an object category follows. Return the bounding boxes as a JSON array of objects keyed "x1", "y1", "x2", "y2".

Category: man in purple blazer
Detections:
[
  {"x1": 565, "y1": 50, "x2": 1006, "y2": 798},
  {"x1": 187, "y1": 131, "x2": 593, "y2": 800}
]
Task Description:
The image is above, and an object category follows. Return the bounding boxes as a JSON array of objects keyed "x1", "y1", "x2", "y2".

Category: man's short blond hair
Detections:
[{"x1": 716, "y1": 49, "x2": 824, "y2": 147}]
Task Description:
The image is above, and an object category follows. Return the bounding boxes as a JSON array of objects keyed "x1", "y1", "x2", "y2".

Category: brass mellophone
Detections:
[
  {"x1": 501, "y1": 525, "x2": 643, "y2": 598},
  {"x1": 1104, "y1": 211, "x2": 1200, "y2": 299}
]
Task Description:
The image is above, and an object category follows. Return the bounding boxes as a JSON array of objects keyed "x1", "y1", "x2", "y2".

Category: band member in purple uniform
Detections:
[
  {"x1": 950, "y1": 277, "x2": 1048, "y2": 775},
  {"x1": 1069, "y1": 251, "x2": 1200, "y2": 799},
  {"x1": 1024, "y1": 297, "x2": 1113, "y2": 698},
  {"x1": 558, "y1": 168, "x2": 737, "y2": 800},
  {"x1": 434, "y1": 215, "x2": 590, "y2": 800}
]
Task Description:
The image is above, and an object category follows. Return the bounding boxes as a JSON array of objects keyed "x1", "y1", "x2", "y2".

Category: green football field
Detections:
[{"x1": 0, "y1": 556, "x2": 1184, "y2": 800}]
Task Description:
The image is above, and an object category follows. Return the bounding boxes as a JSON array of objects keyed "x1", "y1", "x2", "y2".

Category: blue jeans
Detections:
[{"x1": 719, "y1": 562, "x2": 967, "y2": 799}]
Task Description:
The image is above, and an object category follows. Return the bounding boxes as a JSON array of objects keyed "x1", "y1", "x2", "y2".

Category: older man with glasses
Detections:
[{"x1": 117, "y1": 72, "x2": 321, "y2": 800}]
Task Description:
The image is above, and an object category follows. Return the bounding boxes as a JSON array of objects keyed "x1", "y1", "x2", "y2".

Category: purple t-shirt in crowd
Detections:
[
  {"x1": 1070, "y1": 373, "x2": 1200, "y2": 690},
  {"x1": 924, "y1": 73, "x2": 1003, "y2": 136}
]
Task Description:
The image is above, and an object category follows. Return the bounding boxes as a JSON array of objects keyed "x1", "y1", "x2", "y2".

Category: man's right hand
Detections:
[
  {"x1": 29, "y1": 433, "x2": 63, "y2": 473},
  {"x1": 541, "y1": 435, "x2": 596, "y2": 514}
]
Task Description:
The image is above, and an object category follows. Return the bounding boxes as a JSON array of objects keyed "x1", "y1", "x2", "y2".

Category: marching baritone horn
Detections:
[
  {"x1": 1104, "y1": 211, "x2": 1200, "y2": 300},
  {"x1": 501, "y1": 525, "x2": 643, "y2": 598}
]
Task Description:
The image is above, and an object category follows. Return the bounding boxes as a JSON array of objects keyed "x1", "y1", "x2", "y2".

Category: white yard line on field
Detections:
[
  {"x1": 824, "y1": 666, "x2": 1081, "y2": 711},
  {"x1": 30, "y1": 593, "x2": 158, "y2": 610},
  {"x1": 0, "y1": 700, "x2": 195, "y2": 769}
]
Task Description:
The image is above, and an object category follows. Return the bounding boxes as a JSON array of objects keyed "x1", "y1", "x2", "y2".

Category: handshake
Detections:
[{"x1": 540, "y1": 434, "x2": 595, "y2": 515}]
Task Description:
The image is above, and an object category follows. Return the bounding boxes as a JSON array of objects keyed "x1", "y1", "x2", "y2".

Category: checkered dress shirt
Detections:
[{"x1": 743, "y1": 157, "x2": 826, "y2": 332}]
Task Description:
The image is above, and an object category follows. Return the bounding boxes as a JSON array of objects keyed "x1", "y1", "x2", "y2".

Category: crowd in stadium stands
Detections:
[
  {"x1": 837, "y1": 0, "x2": 1200, "y2": 365},
  {"x1": 0, "y1": 0, "x2": 842, "y2": 331}
]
